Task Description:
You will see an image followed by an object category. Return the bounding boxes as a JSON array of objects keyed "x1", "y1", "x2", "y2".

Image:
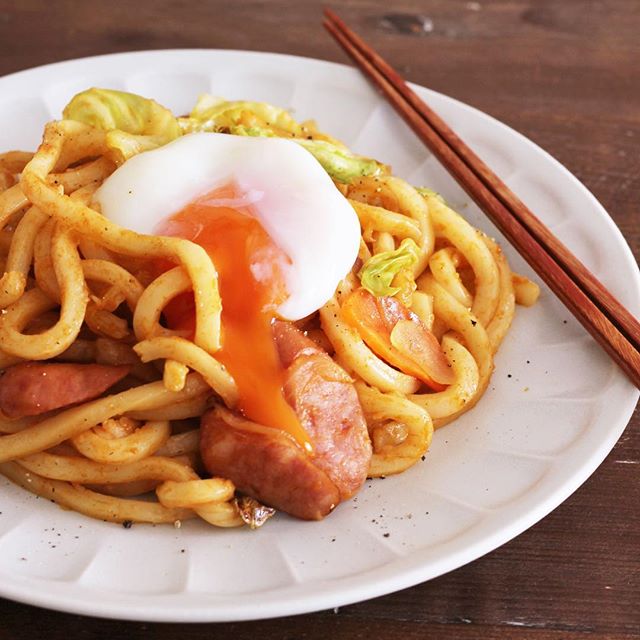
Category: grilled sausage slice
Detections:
[
  {"x1": 201, "y1": 407, "x2": 341, "y2": 520},
  {"x1": 0, "y1": 362, "x2": 131, "y2": 419},
  {"x1": 200, "y1": 322, "x2": 371, "y2": 520},
  {"x1": 273, "y1": 320, "x2": 371, "y2": 500}
]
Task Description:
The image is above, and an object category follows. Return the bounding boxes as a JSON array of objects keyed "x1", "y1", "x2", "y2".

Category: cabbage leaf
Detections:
[
  {"x1": 415, "y1": 186, "x2": 446, "y2": 204},
  {"x1": 180, "y1": 96, "x2": 302, "y2": 136},
  {"x1": 63, "y1": 90, "x2": 387, "y2": 181},
  {"x1": 359, "y1": 238, "x2": 421, "y2": 297},
  {"x1": 63, "y1": 88, "x2": 181, "y2": 163},
  {"x1": 295, "y1": 138, "x2": 385, "y2": 183},
  {"x1": 180, "y1": 95, "x2": 386, "y2": 182}
]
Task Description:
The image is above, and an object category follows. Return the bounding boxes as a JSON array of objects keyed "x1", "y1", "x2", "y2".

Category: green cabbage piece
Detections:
[
  {"x1": 63, "y1": 88, "x2": 181, "y2": 162},
  {"x1": 359, "y1": 238, "x2": 421, "y2": 297},
  {"x1": 62, "y1": 90, "x2": 387, "y2": 181},
  {"x1": 180, "y1": 94, "x2": 386, "y2": 182},
  {"x1": 180, "y1": 96, "x2": 302, "y2": 135},
  {"x1": 295, "y1": 138, "x2": 385, "y2": 183},
  {"x1": 416, "y1": 186, "x2": 446, "y2": 204}
]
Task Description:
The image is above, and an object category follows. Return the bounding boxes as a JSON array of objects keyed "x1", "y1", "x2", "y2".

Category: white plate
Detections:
[{"x1": 0, "y1": 50, "x2": 638, "y2": 622}]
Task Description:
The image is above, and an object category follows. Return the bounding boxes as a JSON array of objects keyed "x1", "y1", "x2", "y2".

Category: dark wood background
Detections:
[{"x1": 0, "y1": 1, "x2": 638, "y2": 638}]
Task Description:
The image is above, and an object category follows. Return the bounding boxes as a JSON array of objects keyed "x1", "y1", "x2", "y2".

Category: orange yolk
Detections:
[{"x1": 156, "y1": 184, "x2": 310, "y2": 451}]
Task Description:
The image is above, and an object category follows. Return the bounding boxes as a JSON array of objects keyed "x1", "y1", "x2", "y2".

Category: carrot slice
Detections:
[{"x1": 341, "y1": 288, "x2": 454, "y2": 390}]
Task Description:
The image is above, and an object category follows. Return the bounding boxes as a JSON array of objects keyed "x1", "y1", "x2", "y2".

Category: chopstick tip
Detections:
[{"x1": 323, "y1": 6, "x2": 336, "y2": 19}]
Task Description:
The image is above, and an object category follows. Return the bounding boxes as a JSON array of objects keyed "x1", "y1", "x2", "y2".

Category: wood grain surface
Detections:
[{"x1": 0, "y1": 1, "x2": 638, "y2": 638}]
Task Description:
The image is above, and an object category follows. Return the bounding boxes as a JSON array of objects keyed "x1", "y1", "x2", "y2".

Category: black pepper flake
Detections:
[
  {"x1": 383, "y1": 533, "x2": 390, "y2": 538},
  {"x1": 470, "y1": 319, "x2": 477, "y2": 326},
  {"x1": 421, "y1": 456, "x2": 426, "y2": 461},
  {"x1": 563, "y1": 320, "x2": 568, "y2": 324},
  {"x1": 507, "y1": 374, "x2": 512, "y2": 378},
  {"x1": 122, "y1": 520, "x2": 133, "y2": 529},
  {"x1": 180, "y1": 549, "x2": 185, "y2": 553}
]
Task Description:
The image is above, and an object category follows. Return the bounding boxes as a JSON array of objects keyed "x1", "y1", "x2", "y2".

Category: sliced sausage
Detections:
[
  {"x1": 200, "y1": 322, "x2": 371, "y2": 520},
  {"x1": 0, "y1": 362, "x2": 131, "y2": 419},
  {"x1": 201, "y1": 407, "x2": 340, "y2": 520},
  {"x1": 273, "y1": 320, "x2": 371, "y2": 500}
]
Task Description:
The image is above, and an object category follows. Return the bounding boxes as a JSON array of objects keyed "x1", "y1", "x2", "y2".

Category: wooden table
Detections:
[{"x1": 0, "y1": 1, "x2": 638, "y2": 638}]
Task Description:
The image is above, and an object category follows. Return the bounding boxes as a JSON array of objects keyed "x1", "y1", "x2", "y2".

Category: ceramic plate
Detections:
[{"x1": 0, "y1": 50, "x2": 638, "y2": 621}]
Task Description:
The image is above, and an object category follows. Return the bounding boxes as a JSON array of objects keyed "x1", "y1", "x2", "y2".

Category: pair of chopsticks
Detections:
[{"x1": 323, "y1": 8, "x2": 640, "y2": 389}]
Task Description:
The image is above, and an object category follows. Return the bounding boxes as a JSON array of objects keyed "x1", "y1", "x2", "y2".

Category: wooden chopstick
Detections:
[
  {"x1": 325, "y1": 8, "x2": 640, "y2": 355},
  {"x1": 323, "y1": 8, "x2": 640, "y2": 389}
]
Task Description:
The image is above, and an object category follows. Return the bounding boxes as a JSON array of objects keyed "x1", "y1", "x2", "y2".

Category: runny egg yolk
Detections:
[{"x1": 156, "y1": 184, "x2": 310, "y2": 451}]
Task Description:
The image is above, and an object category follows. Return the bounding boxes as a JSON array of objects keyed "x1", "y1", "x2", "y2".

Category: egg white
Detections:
[{"x1": 95, "y1": 132, "x2": 361, "y2": 320}]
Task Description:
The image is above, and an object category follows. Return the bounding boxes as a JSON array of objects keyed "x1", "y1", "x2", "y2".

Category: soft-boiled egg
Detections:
[
  {"x1": 95, "y1": 132, "x2": 361, "y2": 445},
  {"x1": 96, "y1": 132, "x2": 360, "y2": 320}
]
